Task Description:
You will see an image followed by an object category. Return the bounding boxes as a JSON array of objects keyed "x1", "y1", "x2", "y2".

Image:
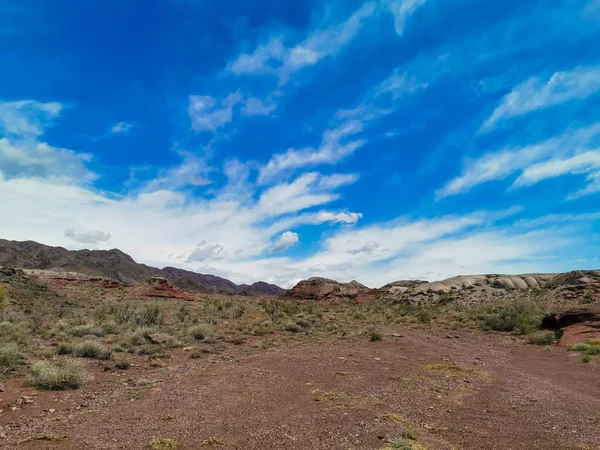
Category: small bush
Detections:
[
  {"x1": 73, "y1": 341, "x2": 111, "y2": 360},
  {"x1": 583, "y1": 356, "x2": 591, "y2": 363},
  {"x1": 295, "y1": 318, "x2": 312, "y2": 328},
  {"x1": 113, "y1": 354, "x2": 130, "y2": 370},
  {"x1": 283, "y1": 321, "x2": 301, "y2": 333},
  {"x1": 27, "y1": 360, "x2": 84, "y2": 390},
  {"x1": 0, "y1": 285, "x2": 7, "y2": 310},
  {"x1": 189, "y1": 324, "x2": 214, "y2": 341},
  {"x1": 570, "y1": 342, "x2": 599, "y2": 355},
  {"x1": 582, "y1": 292, "x2": 595, "y2": 304},
  {"x1": 0, "y1": 343, "x2": 26, "y2": 373},
  {"x1": 370, "y1": 331, "x2": 383, "y2": 342},
  {"x1": 481, "y1": 300, "x2": 545, "y2": 334},
  {"x1": 56, "y1": 342, "x2": 74, "y2": 355},
  {"x1": 527, "y1": 330, "x2": 555, "y2": 345},
  {"x1": 70, "y1": 324, "x2": 105, "y2": 338},
  {"x1": 148, "y1": 438, "x2": 179, "y2": 449}
]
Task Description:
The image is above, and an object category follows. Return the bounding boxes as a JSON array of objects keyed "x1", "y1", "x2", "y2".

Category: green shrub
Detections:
[
  {"x1": 295, "y1": 318, "x2": 312, "y2": 328},
  {"x1": 582, "y1": 292, "x2": 595, "y2": 304},
  {"x1": 113, "y1": 354, "x2": 130, "y2": 370},
  {"x1": 527, "y1": 330, "x2": 555, "y2": 345},
  {"x1": 0, "y1": 285, "x2": 8, "y2": 310},
  {"x1": 27, "y1": 360, "x2": 84, "y2": 390},
  {"x1": 481, "y1": 300, "x2": 545, "y2": 334},
  {"x1": 570, "y1": 342, "x2": 599, "y2": 355},
  {"x1": 70, "y1": 324, "x2": 105, "y2": 338},
  {"x1": 283, "y1": 321, "x2": 301, "y2": 333},
  {"x1": 73, "y1": 341, "x2": 111, "y2": 360},
  {"x1": 0, "y1": 343, "x2": 26, "y2": 373},
  {"x1": 189, "y1": 324, "x2": 214, "y2": 341},
  {"x1": 56, "y1": 342, "x2": 74, "y2": 355},
  {"x1": 583, "y1": 356, "x2": 591, "y2": 363},
  {"x1": 370, "y1": 331, "x2": 383, "y2": 342}
]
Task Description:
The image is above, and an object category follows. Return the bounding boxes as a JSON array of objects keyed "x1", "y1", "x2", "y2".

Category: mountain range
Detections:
[{"x1": 0, "y1": 238, "x2": 286, "y2": 296}]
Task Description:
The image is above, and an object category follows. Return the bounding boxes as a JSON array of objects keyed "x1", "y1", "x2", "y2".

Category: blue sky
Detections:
[{"x1": 1, "y1": 0, "x2": 599, "y2": 287}]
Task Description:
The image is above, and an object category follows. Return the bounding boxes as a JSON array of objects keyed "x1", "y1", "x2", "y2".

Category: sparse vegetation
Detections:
[
  {"x1": 73, "y1": 340, "x2": 112, "y2": 359},
  {"x1": 148, "y1": 438, "x2": 179, "y2": 449},
  {"x1": 582, "y1": 292, "x2": 595, "y2": 304},
  {"x1": 570, "y1": 342, "x2": 599, "y2": 355},
  {"x1": 27, "y1": 360, "x2": 85, "y2": 390},
  {"x1": 370, "y1": 330, "x2": 383, "y2": 341},
  {"x1": 527, "y1": 330, "x2": 555, "y2": 345},
  {"x1": 0, "y1": 343, "x2": 26, "y2": 374}
]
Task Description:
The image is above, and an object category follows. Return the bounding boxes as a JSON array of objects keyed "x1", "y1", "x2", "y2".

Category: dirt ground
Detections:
[{"x1": 1, "y1": 327, "x2": 598, "y2": 450}]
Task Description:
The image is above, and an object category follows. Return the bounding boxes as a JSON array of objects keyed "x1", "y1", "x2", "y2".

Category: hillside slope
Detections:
[{"x1": 0, "y1": 239, "x2": 285, "y2": 296}]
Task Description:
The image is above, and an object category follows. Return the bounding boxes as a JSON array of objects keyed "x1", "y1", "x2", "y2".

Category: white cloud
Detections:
[
  {"x1": 482, "y1": 66, "x2": 600, "y2": 131},
  {"x1": 568, "y1": 171, "x2": 600, "y2": 200},
  {"x1": 438, "y1": 123, "x2": 600, "y2": 198},
  {"x1": 0, "y1": 100, "x2": 63, "y2": 138},
  {"x1": 111, "y1": 121, "x2": 134, "y2": 134},
  {"x1": 513, "y1": 150, "x2": 600, "y2": 187},
  {"x1": 143, "y1": 151, "x2": 213, "y2": 192},
  {"x1": 242, "y1": 96, "x2": 277, "y2": 116},
  {"x1": 227, "y1": 3, "x2": 377, "y2": 84},
  {"x1": 317, "y1": 211, "x2": 363, "y2": 224},
  {"x1": 64, "y1": 229, "x2": 111, "y2": 245},
  {"x1": 258, "y1": 120, "x2": 365, "y2": 183},
  {"x1": 185, "y1": 241, "x2": 226, "y2": 262},
  {"x1": 0, "y1": 137, "x2": 94, "y2": 182},
  {"x1": 375, "y1": 69, "x2": 429, "y2": 99},
  {"x1": 385, "y1": 0, "x2": 428, "y2": 35},
  {"x1": 271, "y1": 231, "x2": 299, "y2": 252},
  {"x1": 188, "y1": 92, "x2": 243, "y2": 132}
]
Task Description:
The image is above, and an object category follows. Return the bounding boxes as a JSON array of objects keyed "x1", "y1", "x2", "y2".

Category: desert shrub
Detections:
[
  {"x1": 148, "y1": 438, "x2": 179, "y2": 449},
  {"x1": 582, "y1": 292, "x2": 595, "y2": 304},
  {"x1": 27, "y1": 360, "x2": 84, "y2": 390},
  {"x1": 569, "y1": 342, "x2": 599, "y2": 355},
  {"x1": 233, "y1": 305, "x2": 246, "y2": 319},
  {"x1": 295, "y1": 318, "x2": 312, "y2": 328},
  {"x1": 283, "y1": 321, "x2": 301, "y2": 333},
  {"x1": 73, "y1": 341, "x2": 111, "y2": 360},
  {"x1": 263, "y1": 300, "x2": 286, "y2": 321},
  {"x1": 110, "y1": 302, "x2": 163, "y2": 327},
  {"x1": 527, "y1": 330, "x2": 555, "y2": 345},
  {"x1": 56, "y1": 342, "x2": 74, "y2": 355},
  {"x1": 0, "y1": 285, "x2": 8, "y2": 310},
  {"x1": 113, "y1": 354, "x2": 130, "y2": 369},
  {"x1": 125, "y1": 327, "x2": 154, "y2": 347},
  {"x1": 71, "y1": 324, "x2": 105, "y2": 338},
  {"x1": 138, "y1": 302, "x2": 163, "y2": 326},
  {"x1": 583, "y1": 356, "x2": 591, "y2": 363},
  {"x1": 370, "y1": 331, "x2": 383, "y2": 342},
  {"x1": 101, "y1": 321, "x2": 118, "y2": 334},
  {"x1": 481, "y1": 300, "x2": 545, "y2": 334},
  {"x1": 189, "y1": 324, "x2": 214, "y2": 341},
  {"x1": 0, "y1": 343, "x2": 26, "y2": 373}
]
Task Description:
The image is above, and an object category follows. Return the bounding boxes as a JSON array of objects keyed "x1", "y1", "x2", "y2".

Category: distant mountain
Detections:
[{"x1": 0, "y1": 239, "x2": 285, "y2": 296}]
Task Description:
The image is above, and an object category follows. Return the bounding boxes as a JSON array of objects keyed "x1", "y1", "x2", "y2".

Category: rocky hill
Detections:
[
  {"x1": 286, "y1": 271, "x2": 600, "y2": 305},
  {"x1": 0, "y1": 239, "x2": 285, "y2": 296},
  {"x1": 286, "y1": 277, "x2": 373, "y2": 301}
]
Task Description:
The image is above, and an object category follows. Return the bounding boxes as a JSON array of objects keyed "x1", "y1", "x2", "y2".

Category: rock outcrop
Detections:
[{"x1": 286, "y1": 277, "x2": 372, "y2": 301}]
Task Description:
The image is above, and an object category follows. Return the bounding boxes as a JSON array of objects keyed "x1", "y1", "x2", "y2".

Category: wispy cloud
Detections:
[
  {"x1": 258, "y1": 120, "x2": 365, "y2": 184},
  {"x1": 188, "y1": 92, "x2": 243, "y2": 132},
  {"x1": 384, "y1": 0, "x2": 428, "y2": 35},
  {"x1": 481, "y1": 66, "x2": 600, "y2": 131},
  {"x1": 271, "y1": 231, "x2": 299, "y2": 252},
  {"x1": 438, "y1": 123, "x2": 600, "y2": 198},
  {"x1": 111, "y1": 121, "x2": 134, "y2": 134},
  {"x1": 0, "y1": 100, "x2": 63, "y2": 138},
  {"x1": 227, "y1": 2, "x2": 377, "y2": 84}
]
